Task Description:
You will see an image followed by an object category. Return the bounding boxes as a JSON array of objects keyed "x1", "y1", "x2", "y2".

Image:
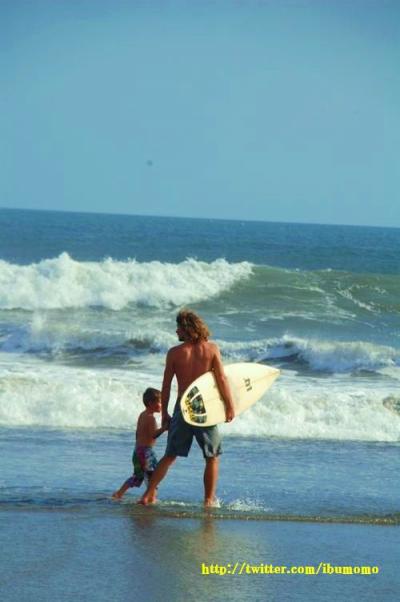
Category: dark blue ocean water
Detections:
[{"x1": 1, "y1": 208, "x2": 399, "y2": 273}]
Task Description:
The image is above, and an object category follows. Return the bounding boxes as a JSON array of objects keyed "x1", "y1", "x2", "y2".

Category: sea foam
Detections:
[
  {"x1": 2, "y1": 316, "x2": 399, "y2": 377},
  {"x1": 219, "y1": 335, "x2": 400, "y2": 374},
  {"x1": 1, "y1": 355, "x2": 399, "y2": 441},
  {"x1": 221, "y1": 379, "x2": 400, "y2": 442},
  {"x1": 0, "y1": 253, "x2": 252, "y2": 310},
  {"x1": 0, "y1": 356, "x2": 156, "y2": 429}
]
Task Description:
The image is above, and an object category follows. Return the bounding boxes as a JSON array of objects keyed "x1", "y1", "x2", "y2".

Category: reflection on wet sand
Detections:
[{"x1": 125, "y1": 508, "x2": 275, "y2": 601}]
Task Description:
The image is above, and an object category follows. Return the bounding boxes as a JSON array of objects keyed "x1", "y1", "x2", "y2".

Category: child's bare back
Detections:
[
  {"x1": 136, "y1": 409, "x2": 162, "y2": 447},
  {"x1": 112, "y1": 388, "x2": 166, "y2": 500}
]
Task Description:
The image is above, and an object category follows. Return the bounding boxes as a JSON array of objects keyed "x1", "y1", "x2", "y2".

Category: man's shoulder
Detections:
[
  {"x1": 167, "y1": 343, "x2": 185, "y2": 356},
  {"x1": 167, "y1": 340, "x2": 219, "y2": 357},
  {"x1": 204, "y1": 340, "x2": 219, "y2": 354},
  {"x1": 206, "y1": 340, "x2": 218, "y2": 349}
]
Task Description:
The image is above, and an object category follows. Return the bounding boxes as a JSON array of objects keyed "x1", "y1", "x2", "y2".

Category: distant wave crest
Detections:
[
  {"x1": 2, "y1": 315, "x2": 399, "y2": 375},
  {"x1": 219, "y1": 335, "x2": 400, "y2": 374},
  {"x1": 0, "y1": 253, "x2": 253, "y2": 310}
]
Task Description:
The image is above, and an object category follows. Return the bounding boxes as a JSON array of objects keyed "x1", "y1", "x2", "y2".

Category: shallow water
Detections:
[{"x1": 1, "y1": 427, "x2": 399, "y2": 524}]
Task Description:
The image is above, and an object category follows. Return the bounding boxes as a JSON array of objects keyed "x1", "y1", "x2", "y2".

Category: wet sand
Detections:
[{"x1": 1, "y1": 507, "x2": 398, "y2": 602}]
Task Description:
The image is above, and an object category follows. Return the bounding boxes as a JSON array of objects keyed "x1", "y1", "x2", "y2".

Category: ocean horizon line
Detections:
[{"x1": 1, "y1": 205, "x2": 399, "y2": 232}]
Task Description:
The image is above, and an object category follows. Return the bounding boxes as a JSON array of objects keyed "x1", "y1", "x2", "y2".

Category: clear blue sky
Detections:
[{"x1": 1, "y1": 0, "x2": 399, "y2": 227}]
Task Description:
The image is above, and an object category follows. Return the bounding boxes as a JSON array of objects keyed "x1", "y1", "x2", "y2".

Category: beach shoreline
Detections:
[{"x1": 1, "y1": 508, "x2": 398, "y2": 602}]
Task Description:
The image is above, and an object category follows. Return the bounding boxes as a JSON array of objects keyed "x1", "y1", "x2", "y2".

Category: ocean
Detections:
[{"x1": 1, "y1": 208, "x2": 399, "y2": 601}]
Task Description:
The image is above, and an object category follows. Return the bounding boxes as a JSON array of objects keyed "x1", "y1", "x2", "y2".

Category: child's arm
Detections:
[
  {"x1": 140, "y1": 414, "x2": 167, "y2": 441},
  {"x1": 154, "y1": 424, "x2": 168, "y2": 438}
]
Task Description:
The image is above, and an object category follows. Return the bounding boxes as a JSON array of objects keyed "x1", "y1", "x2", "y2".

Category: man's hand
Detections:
[
  {"x1": 162, "y1": 412, "x2": 172, "y2": 430},
  {"x1": 224, "y1": 402, "x2": 235, "y2": 423}
]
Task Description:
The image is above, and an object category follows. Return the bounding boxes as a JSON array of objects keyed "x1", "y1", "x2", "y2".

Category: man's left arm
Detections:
[{"x1": 212, "y1": 346, "x2": 235, "y2": 422}]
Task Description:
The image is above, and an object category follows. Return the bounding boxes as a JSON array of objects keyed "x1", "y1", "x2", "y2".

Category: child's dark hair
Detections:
[{"x1": 143, "y1": 387, "x2": 161, "y2": 407}]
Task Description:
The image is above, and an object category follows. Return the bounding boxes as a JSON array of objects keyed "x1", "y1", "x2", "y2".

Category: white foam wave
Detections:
[
  {"x1": 294, "y1": 339, "x2": 399, "y2": 373},
  {"x1": 221, "y1": 377, "x2": 400, "y2": 442},
  {"x1": 0, "y1": 314, "x2": 177, "y2": 357},
  {"x1": 0, "y1": 253, "x2": 252, "y2": 310},
  {"x1": 2, "y1": 313, "x2": 399, "y2": 378},
  {"x1": 226, "y1": 498, "x2": 267, "y2": 512},
  {"x1": 0, "y1": 355, "x2": 167, "y2": 428},
  {"x1": 219, "y1": 335, "x2": 400, "y2": 374},
  {"x1": 0, "y1": 355, "x2": 399, "y2": 441}
]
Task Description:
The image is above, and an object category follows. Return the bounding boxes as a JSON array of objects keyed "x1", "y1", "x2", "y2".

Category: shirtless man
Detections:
[{"x1": 139, "y1": 309, "x2": 235, "y2": 507}]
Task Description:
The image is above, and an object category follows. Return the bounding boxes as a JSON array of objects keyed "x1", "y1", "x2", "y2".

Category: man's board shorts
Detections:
[
  {"x1": 165, "y1": 400, "x2": 222, "y2": 459},
  {"x1": 124, "y1": 445, "x2": 158, "y2": 488}
]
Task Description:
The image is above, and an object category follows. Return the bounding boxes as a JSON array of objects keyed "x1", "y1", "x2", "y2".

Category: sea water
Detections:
[{"x1": 0, "y1": 209, "x2": 399, "y2": 601}]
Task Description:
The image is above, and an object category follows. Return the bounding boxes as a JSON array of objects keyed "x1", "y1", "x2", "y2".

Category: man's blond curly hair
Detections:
[{"x1": 176, "y1": 309, "x2": 211, "y2": 343}]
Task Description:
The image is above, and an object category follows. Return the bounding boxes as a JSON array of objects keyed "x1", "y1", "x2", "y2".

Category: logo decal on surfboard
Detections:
[
  {"x1": 244, "y1": 377, "x2": 252, "y2": 392},
  {"x1": 184, "y1": 387, "x2": 208, "y2": 424}
]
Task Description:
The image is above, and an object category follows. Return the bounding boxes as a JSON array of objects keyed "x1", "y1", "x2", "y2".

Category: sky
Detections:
[{"x1": 1, "y1": 0, "x2": 399, "y2": 227}]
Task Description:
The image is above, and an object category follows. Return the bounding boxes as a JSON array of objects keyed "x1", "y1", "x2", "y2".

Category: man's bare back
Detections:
[
  {"x1": 168, "y1": 340, "x2": 219, "y2": 395},
  {"x1": 161, "y1": 336, "x2": 234, "y2": 424}
]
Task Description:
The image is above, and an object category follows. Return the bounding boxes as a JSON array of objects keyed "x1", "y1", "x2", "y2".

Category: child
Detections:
[{"x1": 112, "y1": 387, "x2": 167, "y2": 500}]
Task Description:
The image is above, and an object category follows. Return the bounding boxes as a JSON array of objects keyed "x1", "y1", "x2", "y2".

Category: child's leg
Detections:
[
  {"x1": 112, "y1": 475, "x2": 143, "y2": 499},
  {"x1": 138, "y1": 455, "x2": 176, "y2": 505},
  {"x1": 112, "y1": 447, "x2": 147, "y2": 499},
  {"x1": 112, "y1": 480, "x2": 131, "y2": 500}
]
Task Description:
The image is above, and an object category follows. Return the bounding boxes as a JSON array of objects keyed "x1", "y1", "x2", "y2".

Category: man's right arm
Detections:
[{"x1": 212, "y1": 345, "x2": 235, "y2": 422}]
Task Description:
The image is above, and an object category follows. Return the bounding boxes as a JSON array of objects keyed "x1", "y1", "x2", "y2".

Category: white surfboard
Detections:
[{"x1": 180, "y1": 362, "x2": 280, "y2": 427}]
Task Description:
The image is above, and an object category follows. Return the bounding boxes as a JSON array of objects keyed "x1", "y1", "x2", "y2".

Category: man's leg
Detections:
[
  {"x1": 203, "y1": 456, "x2": 219, "y2": 507},
  {"x1": 138, "y1": 455, "x2": 176, "y2": 505}
]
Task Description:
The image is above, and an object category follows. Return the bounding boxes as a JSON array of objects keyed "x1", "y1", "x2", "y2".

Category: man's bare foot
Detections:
[
  {"x1": 204, "y1": 498, "x2": 219, "y2": 508},
  {"x1": 112, "y1": 491, "x2": 124, "y2": 500},
  {"x1": 137, "y1": 494, "x2": 157, "y2": 505}
]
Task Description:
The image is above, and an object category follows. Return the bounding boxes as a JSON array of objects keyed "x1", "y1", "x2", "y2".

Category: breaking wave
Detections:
[
  {"x1": 0, "y1": 355, "x2": 399, "y2": 441},
  {"x1": 0, "y1": 253, "x2": 252, "y2": 310},
  {"x1": 219, "y1": 335, "x2": 400, "y2": 374}
]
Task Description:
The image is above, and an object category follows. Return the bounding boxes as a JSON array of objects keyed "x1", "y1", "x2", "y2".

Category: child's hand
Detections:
[{"x1": 161, "y1": 413, "x2": 171, "y2": 430}]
